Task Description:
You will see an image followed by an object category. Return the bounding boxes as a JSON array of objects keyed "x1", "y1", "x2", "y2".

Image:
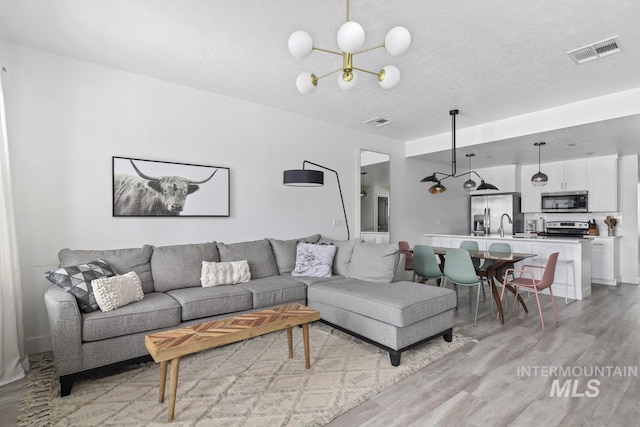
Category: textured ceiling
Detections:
[{"x1": 1, "y1": 0, "x2": 640, "y2": 165}]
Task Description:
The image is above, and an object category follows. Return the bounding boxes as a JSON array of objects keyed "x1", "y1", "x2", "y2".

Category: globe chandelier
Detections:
[{"x1": 288, "y1": 0, "x2": 411, "y2": 94}]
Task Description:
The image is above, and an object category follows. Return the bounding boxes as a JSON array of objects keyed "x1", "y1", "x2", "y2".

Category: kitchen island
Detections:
[{"x1": 422, "y1": 234, "x2": 592, "y2": 300}]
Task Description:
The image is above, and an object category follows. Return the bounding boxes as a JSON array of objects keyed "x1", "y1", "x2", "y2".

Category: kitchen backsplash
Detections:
[{"x1": 523, "y1": 212, "x2": 622, "y2": 236}]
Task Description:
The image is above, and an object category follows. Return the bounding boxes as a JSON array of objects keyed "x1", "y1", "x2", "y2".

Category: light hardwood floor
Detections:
[{"x1": 1, "y1": 283, "x2": 638, "y2": 426}]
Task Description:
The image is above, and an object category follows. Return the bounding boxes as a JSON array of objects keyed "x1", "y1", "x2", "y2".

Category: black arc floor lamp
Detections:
[{"x1": 283, "y1": 160, "x2": 350, "y2": 240}]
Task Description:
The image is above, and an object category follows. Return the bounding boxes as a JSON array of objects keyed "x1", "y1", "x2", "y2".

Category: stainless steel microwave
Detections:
[{"x1": 541, "y1": 191, "x2": 588, "y2": 213}]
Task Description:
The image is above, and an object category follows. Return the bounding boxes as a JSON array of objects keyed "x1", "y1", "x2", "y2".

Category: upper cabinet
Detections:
[
  {"x1": 520, "y1": 155, "x2": 618, "y2": 213},
  {"x1": 541, "y1": 160, "x2": 587, "y2": 192},
  {"x1": 586, "y1": 156, "x2": 618, "y2": 212},
  {"x1": 470, "y1": 165, "x2": 519, "y2": 195}
]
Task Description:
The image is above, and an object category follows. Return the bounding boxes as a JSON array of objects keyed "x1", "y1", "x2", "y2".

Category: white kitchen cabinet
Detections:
[
  {"x1": 519, "y1": 155, "x2": 618, "y2": 212},
  {"x1": 586, "y1": 156, "x2": 618, "y2": 212},
  {"x1": 520, "y1": 164, "x2": 542, "y2": 212},
  {"x1": 590, "y1": 237, "x2": 619, "y2": 285},
  {"x1": 470, "y1": 165, "x2": 519, "y2": 195},
  {"x1": 543, "y1": 160, "x2": 587, "y2": 192}
]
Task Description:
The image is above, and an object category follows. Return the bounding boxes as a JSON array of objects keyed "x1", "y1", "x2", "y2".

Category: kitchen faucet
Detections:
[{"x1": 498, "y1": 213, "x2": 513, "y2": 238}]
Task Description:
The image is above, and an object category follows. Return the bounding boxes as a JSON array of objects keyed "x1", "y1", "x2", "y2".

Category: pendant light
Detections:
[
  {"x1": 463, "y1": 154, "x2": 477, "y2": 190},
  {"x1": 531, "y1": 142, "x2": 548, "y2": 186},
  {"x1": 420, "y1": 110, "x2": 499, "y2": 194}
]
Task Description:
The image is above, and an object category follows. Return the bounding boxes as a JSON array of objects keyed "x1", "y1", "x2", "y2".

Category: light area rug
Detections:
[{"x1": 19, "y1": 324, "x2": 474, "y2": 426}]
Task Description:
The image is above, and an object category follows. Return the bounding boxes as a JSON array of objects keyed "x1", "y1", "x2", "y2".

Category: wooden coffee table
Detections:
[{"x1": 145, "y1": 303, "x2": 320, "y2": 421}]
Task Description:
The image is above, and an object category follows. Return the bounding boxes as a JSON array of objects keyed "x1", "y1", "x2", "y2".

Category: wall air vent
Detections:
[
  {"x1": 363, "y1": 117, "x2": 392, "y2": 127},
  {"x1": 567, "y1": 36, "x2": 621, "y2": 64}
]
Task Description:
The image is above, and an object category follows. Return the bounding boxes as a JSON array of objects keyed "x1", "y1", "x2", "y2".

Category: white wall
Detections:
[
  {"x1": 1, "y1": 42, "x2": 464, "y2": 353},
  {"x1": 619, "y1": 155, "x2": 640, "y2": 284}
]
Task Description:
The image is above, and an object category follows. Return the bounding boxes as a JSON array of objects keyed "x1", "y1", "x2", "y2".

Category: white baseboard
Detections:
[
  {"x1": 26, "y1": 334, "x2": 52, "y2": 355},
  {"x1": 620, "y1": 276, "x2": 640, "y2": 285}
]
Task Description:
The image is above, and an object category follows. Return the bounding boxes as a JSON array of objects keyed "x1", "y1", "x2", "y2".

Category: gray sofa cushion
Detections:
[
  {"x1": 345, "y1": 241, "x2": 398, "y2": 283},
  {"x1": 151, "y1": 242, "x2": 218, "y2": 292},
  {"x1": 307, "y1": 279, "x2": 457, "y2": 327},
  {"x1": 235, "y1": 276, "x2": 307, "y2": 308},
  {"x1": 269, "y1": 234, "x2": 321, "y2": 274},
  {"x1": 217, "y1": 239, "x2": 278, "y2": 279},
  {"x1": 167, "y1": 285, "x2": 253, "y2": 321},
  {"x1": 286, "y1": 274, "x2": 344, "y2": 286},
  {"x1": 318, "y1": 238, "x2": 359, "y2": 275},
  {"x1": 82, "y1": 292, "x2": 181, "y2": 341},
  {"x1": 59, "y1": 246, "x2": 154, "y2": 293}
]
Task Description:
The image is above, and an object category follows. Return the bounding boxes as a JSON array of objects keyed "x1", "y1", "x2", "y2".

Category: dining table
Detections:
[{"x1": 431, "y1": 247, "x2": 537, "y2": 325}]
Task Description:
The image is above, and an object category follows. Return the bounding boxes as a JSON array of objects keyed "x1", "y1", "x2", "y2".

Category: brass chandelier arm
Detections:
[
  {"x1": 352, "y1": 43, "x2": 386, "y2": 55},
  {"x1": 312, "y1": 46, "x2": 343, "y2": 56},
  {"x1": 315, "y1": 67, "x2": 344, "y2": 80},
  {"x1": 351, "y1": 66, "x2": 381, "y2": 76}
]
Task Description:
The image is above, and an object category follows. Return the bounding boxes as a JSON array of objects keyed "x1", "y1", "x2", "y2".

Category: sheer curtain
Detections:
[{"x1": 0, "y1": 68, "x2": 29, "y2": 386}]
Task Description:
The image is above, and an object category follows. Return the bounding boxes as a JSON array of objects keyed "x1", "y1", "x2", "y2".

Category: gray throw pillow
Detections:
[
  {"x1": 217, "y1": 239, "x2": 278, "y2": 279},
  {"x1": 318, "y1": 238, "x2": 360, "y2": 275},
  {"x1": 269, "y1": 234, "x2": 321, "y2": 274},
  {"x1": 58, "y1": 246, "x2": 154, "y2": 293},
  {"x1": 345, "y1": 241, "x2": 399, "y2": 283},
  {"x1": 151, "y1": 242, "x2": 219, "y2": 292},
  {"x1": 291, "y1": 243, "x2": 337, "y2": 277}
]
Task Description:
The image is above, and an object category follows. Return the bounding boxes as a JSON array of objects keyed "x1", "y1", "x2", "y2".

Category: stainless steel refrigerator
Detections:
[{"x1": 470, "y1": 193, "x2": 523, "y2": 236}]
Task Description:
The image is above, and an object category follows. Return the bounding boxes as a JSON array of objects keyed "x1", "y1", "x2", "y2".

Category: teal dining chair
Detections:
[
  {"x1": 442, "y1": 248, "x2": 492, "y2": 325},
  {"x1": 412, "y1": 245, "x2": 443, "y2": 285}
]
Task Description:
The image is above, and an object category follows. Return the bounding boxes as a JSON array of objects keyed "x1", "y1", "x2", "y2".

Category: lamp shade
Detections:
[
  {"x1": 429, "y1": 182, "x2": 447, "y2": 194},
  {"x1": 296, "y1": 72, "x2": 317, "y2": 94},
  {"x1": 378, "y1": 65, "x2": 401, "y2": 89},
  {"x1": 337, "y1": 21, "x2": 365, "y2": 53},
  {"x1": 531, "y1": 171, "x2": 549, "y2": 186},
  {"x1": 338, "y1": 71, "x2": 358, "y2": 91},
  {"x1": 420, "y1": 173, "x2": 438, "y2": 183},
  {"x1": 283, "y1": 169, "x2": 324, "y2": 186},
  {"x1": 476, "y1": 180, "x2": 499, "y2": 191},
  {"x1": 385, "y1": 26, "x2": 411, "y2": 56},
  {"x1": 463, "y1": 178, "x2": 477, "y2": 190},
  {"x1": 288, "y1": 31, "x2": 314, "y2": 58}
]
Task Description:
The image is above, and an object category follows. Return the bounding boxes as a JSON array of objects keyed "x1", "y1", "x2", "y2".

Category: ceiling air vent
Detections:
[
  {"x1": 363, "y1": 117, "x2": 392, "y2": 127},
  {"x1": 567, "y1": 36, "x2": 621, "y2": 64}
]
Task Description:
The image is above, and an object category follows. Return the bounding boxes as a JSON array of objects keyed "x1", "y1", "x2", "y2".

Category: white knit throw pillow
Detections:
[
  {"x1": 91, "y1": 271, "x2": 144, "y2": 312},
  {"x1": 201, "y1": 260, "x2": 251, "y2": 287}
]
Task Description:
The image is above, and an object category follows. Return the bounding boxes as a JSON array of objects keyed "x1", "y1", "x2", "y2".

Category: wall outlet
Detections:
[{"x1": 332, "y1": 218, "x2": 342, "y2": 226}]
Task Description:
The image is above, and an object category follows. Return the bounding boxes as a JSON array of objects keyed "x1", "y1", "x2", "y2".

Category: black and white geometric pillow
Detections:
[{"x1": 44, "y1": 259, "x2": 115, "y2": 313}]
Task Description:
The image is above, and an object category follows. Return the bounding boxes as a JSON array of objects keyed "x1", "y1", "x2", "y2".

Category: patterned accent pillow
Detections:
[
  {"x1": 291, "y1": 243, "x2": 337, "y2": 277},
  {"x1": 201, "y1": 260, "x2": 251, "y2": 287},
  {"x1": 91, "y1": 271, "x2": 144, "y2": 312},
  {"x1": 44, "y1": 259, "x2": 115, "y2": 313}
]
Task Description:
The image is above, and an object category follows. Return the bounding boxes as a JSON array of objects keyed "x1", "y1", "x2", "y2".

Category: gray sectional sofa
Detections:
[{"x1": 44, "y1": 234, "x2": 456, "y2": 396}]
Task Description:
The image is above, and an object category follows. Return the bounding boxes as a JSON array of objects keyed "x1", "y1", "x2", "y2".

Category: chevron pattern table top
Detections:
[{"x1": 145, "y1": 303, "x2": 320, "y2": 363}]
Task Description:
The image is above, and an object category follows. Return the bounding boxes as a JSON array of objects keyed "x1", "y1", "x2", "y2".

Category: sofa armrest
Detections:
[{"x1": 44, "y1": 285, "x2": 83, "y2": 376}]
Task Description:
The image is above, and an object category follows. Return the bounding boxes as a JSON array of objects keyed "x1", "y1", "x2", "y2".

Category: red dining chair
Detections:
[
  {"x1": 398, "y1": 241, "x2": 413, "y2": 271},
  {"x1": 500, "y1": 252, "x2": 559, "y2": 330}
]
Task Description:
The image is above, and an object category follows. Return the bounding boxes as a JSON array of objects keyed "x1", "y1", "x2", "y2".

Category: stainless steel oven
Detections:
[{"x1": 541, "y1": 191, "x2": 588, "y2": 213}]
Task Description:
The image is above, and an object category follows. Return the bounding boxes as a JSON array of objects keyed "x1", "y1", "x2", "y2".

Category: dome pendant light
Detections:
[
  {"x1": 463, "y1": 154, "x2": 477, "y2": 190},
  {"x1": 531, "y1": 142, "x2": 549, "y2": 187}
]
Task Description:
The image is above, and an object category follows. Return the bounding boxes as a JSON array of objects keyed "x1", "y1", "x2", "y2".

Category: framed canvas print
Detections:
[{"x1": 112, "y1": 156, "x2": 230, "y2": 217}]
